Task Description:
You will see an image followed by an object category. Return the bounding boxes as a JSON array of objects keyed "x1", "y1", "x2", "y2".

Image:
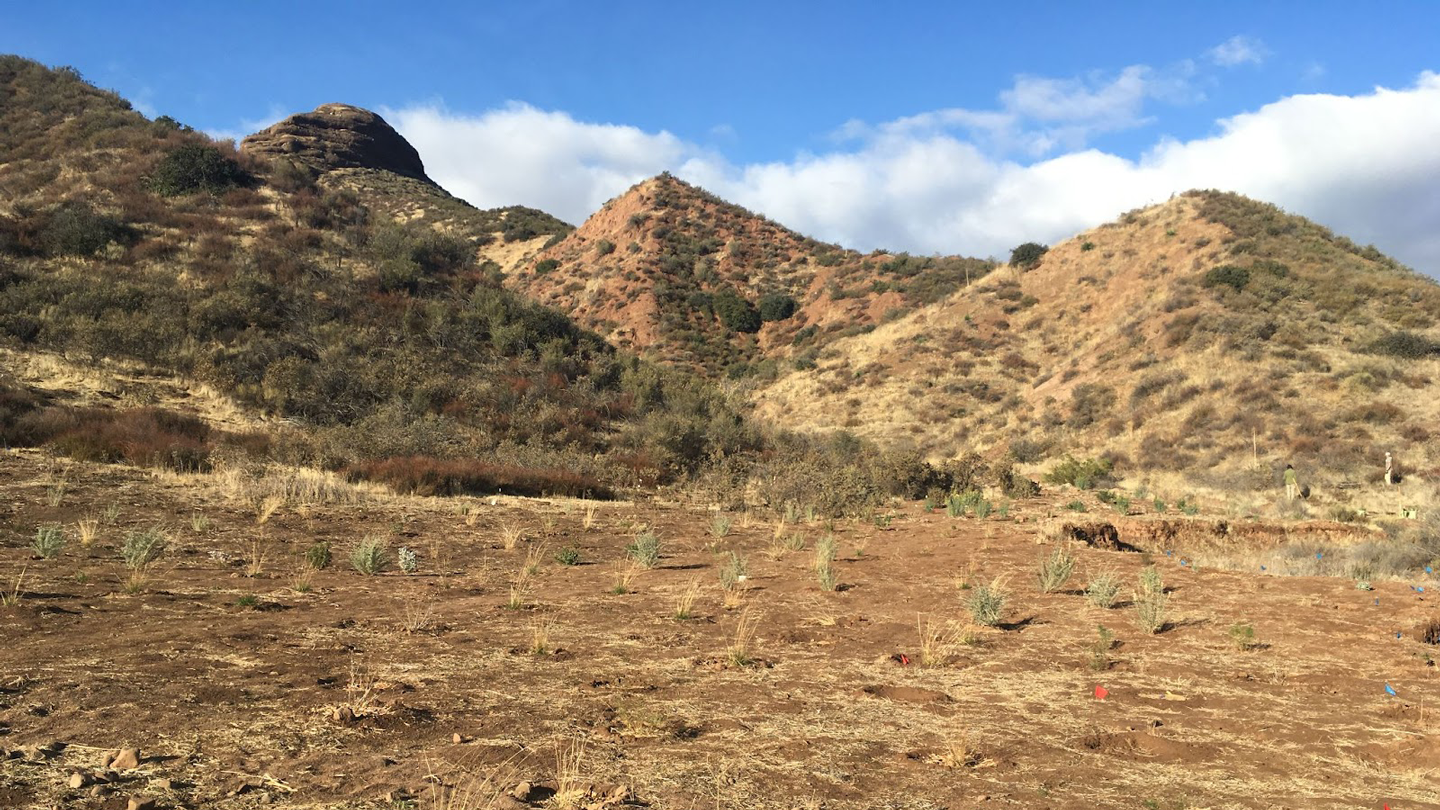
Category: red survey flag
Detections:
[{"x1": 1094, "y1": 685, "x2": 1109, "y2": 700}]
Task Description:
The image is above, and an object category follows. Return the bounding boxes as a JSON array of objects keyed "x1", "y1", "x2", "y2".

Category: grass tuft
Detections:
[{"x1": 1036, "y1": 545, "x2": 1076, "y2": 593}]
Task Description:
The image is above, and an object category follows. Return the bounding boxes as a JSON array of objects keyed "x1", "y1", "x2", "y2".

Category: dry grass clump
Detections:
[
  {"x1": 75, "y1": 518, "x2": 99, "y2": 550},
  {"x1": 529, "y1": 615, "x2": 555, "y2": 656},
  {"x1": 500, "y1": 524, "x2": 524, "y2": 551},
  {"x1": 727, "y1": 610, "x2": 758, "y2": 667},
  {"x1": 673, "y1": 578, "x2": 701, "y2": 620},
  {"x1": 916, "y1": 615, "x2": 974, "y2": 666}
]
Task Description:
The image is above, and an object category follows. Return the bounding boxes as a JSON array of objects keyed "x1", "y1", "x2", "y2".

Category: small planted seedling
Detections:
[
  {"x1": 1085, "y1": 572, "x2": 1121, "y2": 608},
  {"x1": 398, "y1": 546, "x2": 419, "y2": 574},
  {"x1": 1036, "y1": 546, "x2": 1076, "y2": 593},
  {"x1": 626, "y1": 531, "x2": 660, "y2": 568},
  {"x1": 349, "y1": 536, "x2": 388, "y2": 575},
  {"x1": 1088, "y1": 625, "x2": 1116, "y2": 671},
  {"x1": 33, "y1": 526, "x2": 65, "y2": 560},
  {"x1": 305, "y1": 541, "x2": 332, "y2": 571},
  {"x1": 1229, "y1": 622, "x2": 1260, "y2": 651},
  {"x1": 555, "y1": 545, "x2": 582, "y2": 566},
  {"x1": 709, "y1": 514, "x2": 733, "y2": 539},
  {"x1": 122, "y1": 527, "x2": 167, "y2": 571},
  {"x1": 815, "y1": 535, "x2": 838, "y2": 592},
  {"x1": 1134, "y1": 566, "x2": 1168, "y2": 634},
  {"x1": 719, "y1": 552, "x2": 748, "y2": 591},
  {"x1": 966, "y1": 579, "x2": 1007, "y2": 627}
]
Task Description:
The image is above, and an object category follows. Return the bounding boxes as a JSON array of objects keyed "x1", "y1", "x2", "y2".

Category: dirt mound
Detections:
[
  {"x1": 1058, "y1": 522, "x2": 1134, "y2": 551},
  {"x1": 1125, "y1": 518, "x2": 1381, "y2": 551},
  {"x1": 241, "y1": 103, "x2": 432, "y2": 183}
]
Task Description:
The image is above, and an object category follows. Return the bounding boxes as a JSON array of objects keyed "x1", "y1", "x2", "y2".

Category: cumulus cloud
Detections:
[
  {"x1": 385, "y1": 103, "x2": 701, "y2": 224},
  {"x1": 393, "y1": 72, "x2": 1440, "y2": 276},
  {"x1": 835, "y1": 63, "x2": 1199, "y2": 157},
  {"x1": 1208, "y1": 35, "x2": 1268, "y2": 67}
]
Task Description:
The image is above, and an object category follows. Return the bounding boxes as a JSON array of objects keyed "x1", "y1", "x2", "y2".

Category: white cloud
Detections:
[
  {"x1": 386, "y1": 102, "x2": 699, "y2": 224},
  {"x1": 205, "y1": 105, "x2": 288, "y2": 145},
  {"x1": 835, "y1": 63, "x2": 1199, "y2": 158},
  {"x1": 394, "y1": 72, "x2": 1440, "y2": 276},
  {"x1": 1208, "y1": 35, "x2": 1268, "y2": 67}
]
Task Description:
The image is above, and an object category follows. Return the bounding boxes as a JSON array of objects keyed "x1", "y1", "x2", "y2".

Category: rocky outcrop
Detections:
[{"x1": 241, "y1": 103, "x2": 431, "y2": 183}]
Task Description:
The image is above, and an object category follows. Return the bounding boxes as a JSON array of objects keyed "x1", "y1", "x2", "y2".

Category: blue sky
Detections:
[{"x1": 6, "y1": 2, "x2": 1440, "y2": 272}]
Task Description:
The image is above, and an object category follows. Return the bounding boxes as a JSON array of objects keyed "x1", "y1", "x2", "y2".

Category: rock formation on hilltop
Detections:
[{"x1": 241, "y1": 103, "x2": 432, "y2": 183}]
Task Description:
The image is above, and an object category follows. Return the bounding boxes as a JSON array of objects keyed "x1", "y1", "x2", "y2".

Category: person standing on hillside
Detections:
[
  {"x1": 1284, "y1": 464, "x2": 1299, "y2": 501},
  {"x1": 1385, "y1": 452, "x2": 1394, "y2": 486}
]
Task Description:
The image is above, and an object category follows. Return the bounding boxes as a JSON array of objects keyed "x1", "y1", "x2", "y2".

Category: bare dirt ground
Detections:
[{"x1": 1, "y1": 450, "x2": 1437, "y2": 810}]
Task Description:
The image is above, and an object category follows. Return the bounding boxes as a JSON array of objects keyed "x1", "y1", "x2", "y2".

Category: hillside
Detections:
[
  {"x1": 241, "y1": 103, "x2": 572, "y2": 272},
  {"x1": 509, "y1": 174, "x2": 994, "y2": 376},
  {"x1": 0, "y1": 56, "x2": 760, "y2": 493},
  {"x1": 755, "y1": 191, "x2": 1440, "y2": 494}
]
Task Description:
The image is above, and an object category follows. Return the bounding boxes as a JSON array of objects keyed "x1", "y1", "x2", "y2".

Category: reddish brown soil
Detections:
[{"x1": 1, "y1": 451, "x2": 1437, "y2": 809}]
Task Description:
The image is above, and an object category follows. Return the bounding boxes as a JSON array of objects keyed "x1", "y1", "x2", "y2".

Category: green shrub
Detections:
[
  {"x1": 1201, "y1": 264, "x2": 1251, "y2": 292},
  {"x1": 534, "y1": 258, "x2": 560, "y2": 274},
  {"x1": 594, "y1": 239, "x2": 615, "y2": 256},
  {"x1": 1228, "y1": 622, "x2": 1259, "y2": 651},
  {"x1": 1009, "y1": 242, "x2": 1048, "y2": 269},
  {"x1": 555, "y1": 545, "x2": 582, "y2": 566},
  {"x1": 709, "y1": 514, "x2": 732, "y2": 538},
  {"x1": 758, "y1": 293, "x2": 798, "y2": 322},
  {"x1": 1044, "y1": 455, "x2": 1114, "y2": 490},
  {"x1": 815, "y1": 535, "x2": 837, "y2": 592},
  {"x1": 1088, "y1": 625, "x2": 1115, "y2": 670},
  {"x1": 713, "y1": 288, "x2": 761, "y2": 333},
  {"x1": 148, "y1": 143, "x2": 249, "y2": 196},
  {"x1": 398, "y1": 546, "x2": 419, "y2": 573}
]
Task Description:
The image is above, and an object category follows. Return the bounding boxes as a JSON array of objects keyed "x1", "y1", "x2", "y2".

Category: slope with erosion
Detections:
[
  {"x1": 510, "y1": 173, "x2": 994, "y2": 376},
  {"x1": 755, "y1": 191, "x2": 1440, "y2": 495}
]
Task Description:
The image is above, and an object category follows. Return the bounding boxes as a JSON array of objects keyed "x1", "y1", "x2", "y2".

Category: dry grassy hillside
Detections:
[
  {"x1": 512, "y1": 174, "x2": 993, "y2": 376},
  {"x1": 756, "y1": 191, "x2": 1440, "y2": 499},
  {"x1": 0, "y1": 57, "x2": 773, "y2": 495}
]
